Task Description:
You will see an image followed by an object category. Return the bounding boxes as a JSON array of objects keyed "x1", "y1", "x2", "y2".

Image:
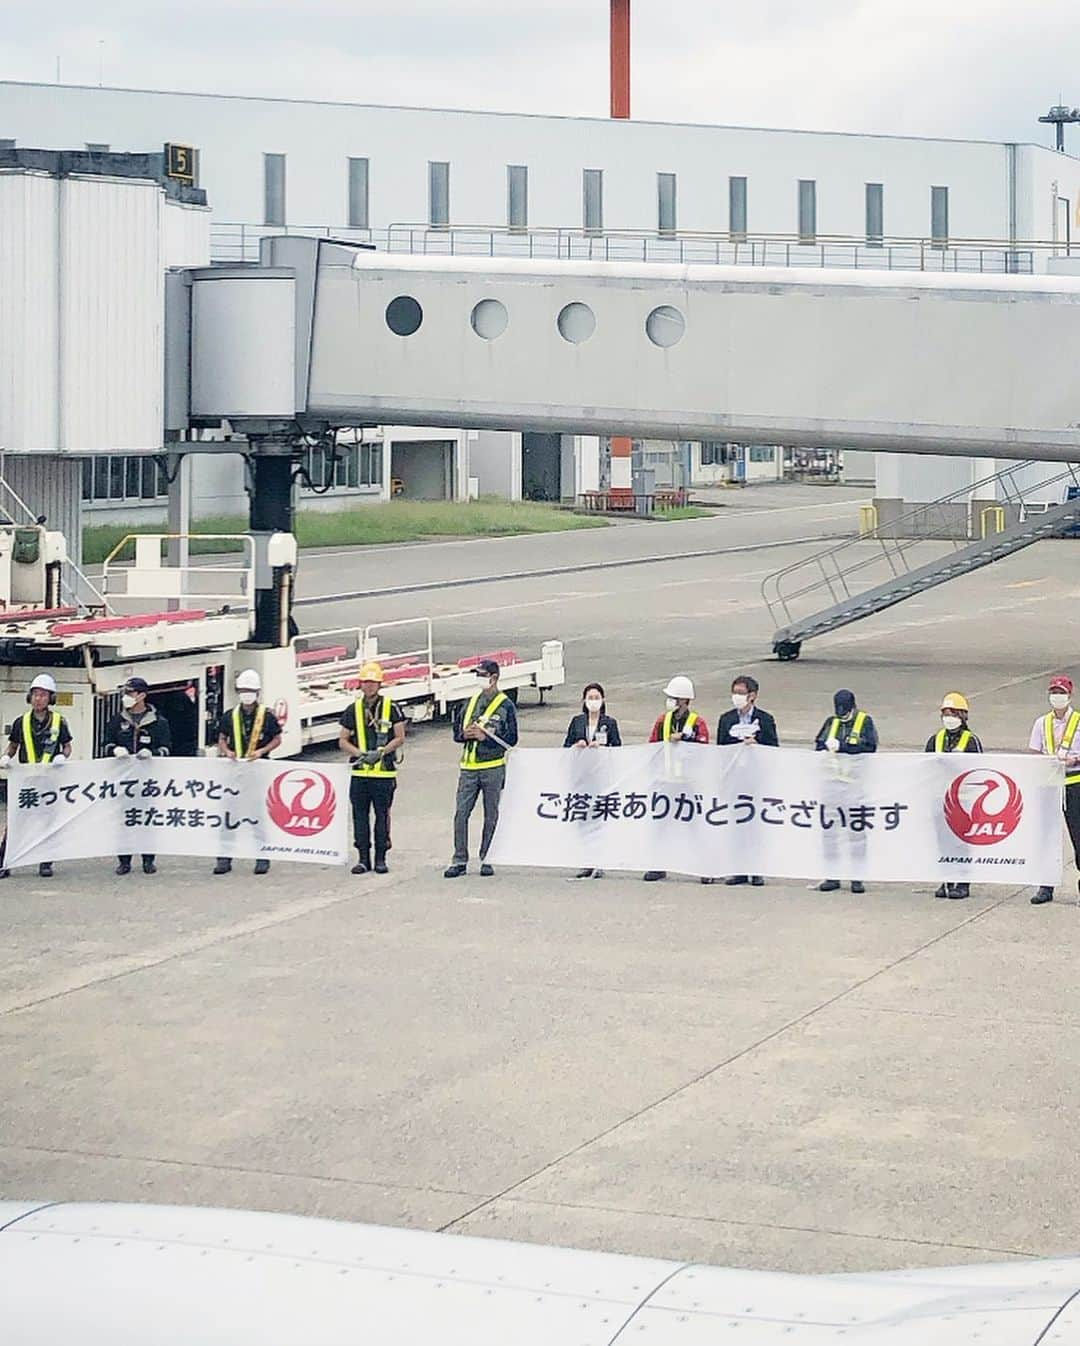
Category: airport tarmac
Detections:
[{"x1": 4, "y1": 484, "x2": 1080, "y2": 1276}]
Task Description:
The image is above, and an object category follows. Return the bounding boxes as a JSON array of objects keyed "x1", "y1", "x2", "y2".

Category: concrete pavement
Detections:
[{"x1": 4, "y1": 484, "x2": 1080, "y2": 1277}]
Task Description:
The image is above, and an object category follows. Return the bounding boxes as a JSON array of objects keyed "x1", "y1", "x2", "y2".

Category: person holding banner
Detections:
[
  {"x1": 564, "y1": 682, "x2": 622, "y2": 880},
  {"x1": 716, "y1": 674, "x2": 779, "y2": 887},
  {"x1": 213, "y1": 669, "x2": 283, "y2": 877},
  {"x1": 644, "y1": 676, "x2": 709, "y2": 883},
  {"x1": 444, "y1": 658, "x2": 518, "y2": 879},
  {"x1": 339, "y1": 661, "x2": 406, "y2": 876},
  {"x1": 813, "y1": 689, "x2": 876, "y2": 894},
  {"x1": 0, "y1": 672, "x2": 72, "y2": 880},
  {"x1": 1027, "y1": 674, "x2": 1080, "y2": 906},
  {"x1": 105, "y1": 677, "x2": 172, "y2": 876},
  {"x1": 926, "y1": 691, "x2": 982, "y2": 899}
]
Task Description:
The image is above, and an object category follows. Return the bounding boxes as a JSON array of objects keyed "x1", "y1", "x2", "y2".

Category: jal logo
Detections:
[
  {"x1": 266, "y1": 769, "x2": 336, "y2": 836},
  {"x1": 943, "y1": 769, "x2": 1024, "y2": 846}
]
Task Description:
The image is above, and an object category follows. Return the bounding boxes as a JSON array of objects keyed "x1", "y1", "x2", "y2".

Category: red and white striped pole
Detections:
[{"x1": 609, "y1": 0, "x2": 633, "y2": 493}]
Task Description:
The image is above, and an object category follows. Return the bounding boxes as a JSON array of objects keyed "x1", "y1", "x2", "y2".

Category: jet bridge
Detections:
[{"x1": 186, "y1": 237, "x2": 1080, "y2": 461}]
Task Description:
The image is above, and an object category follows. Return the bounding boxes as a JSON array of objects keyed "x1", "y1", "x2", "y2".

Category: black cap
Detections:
[
  {"x1": 125, "y1": 676, "x2": 150, "y2": 693},
  {"x1": 833, "y1": 688, "x2": 856, "y2": 716},
  {"x1": 475, "y1": 659, "x2": 500, "y2": 677}
]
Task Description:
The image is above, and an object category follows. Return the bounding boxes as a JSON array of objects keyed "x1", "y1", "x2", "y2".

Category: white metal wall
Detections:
[
  {"x1": 0, "y1": 170, "x2": 171, "y2": 454},
  {"x1": 4, "y1": 81, "x2": 1080, "y2": 242},
  {"x1": 60, "y1": 176, "x2": 164, "y2": 451},
  {"x1": 0, "y1": 172, "x2": 59, "y2": 450},
  {"x1": 163, "y1": 198, "x2": 212, "y2": 268}
]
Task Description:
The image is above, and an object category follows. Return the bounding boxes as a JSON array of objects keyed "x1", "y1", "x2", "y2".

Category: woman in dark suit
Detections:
[
  {"x1": 563, "y1": 683, "x2": 621, "y2": 879},
  {"x1": 563, "y1": 682, "x2": 622, "y2": 751}
]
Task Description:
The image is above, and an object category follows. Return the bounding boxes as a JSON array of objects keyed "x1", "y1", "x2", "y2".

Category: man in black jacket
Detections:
[
  {"x1": 444, "y1": 659, "x2": 518, "y2": 879},
  {"x1": 105, "y1": 677, "x2": 172, "y2": 876},
  {"x1": 715, "y1": 674, "x2": 778, "y2": 888}
]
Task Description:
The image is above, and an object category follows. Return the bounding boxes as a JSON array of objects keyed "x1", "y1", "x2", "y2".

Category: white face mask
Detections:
[
  {"x1": 731, "y1": 692, "x2": 750, "y2": 710},
  {"x1": 239, "y1": 691, "x2": 258, "y2": 706},
  {"x1": 941, "y1": 714, "x2": 962, "y2": 732},
  {"x1": 665, "y1": 697, "x2": 678, "y2": 711},
  {"x1": 1050, "y1": 693, "x2": 1071, "y2": 711},
  {"x1": 584, "y1": 698, "x2": 603, "y2": 713},
  {"x1": 121, "y1": 694, "x2": 137, "y2": 710}
]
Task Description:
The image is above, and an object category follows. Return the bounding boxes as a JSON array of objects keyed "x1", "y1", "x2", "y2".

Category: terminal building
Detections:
[{"x1": 2, "y1": 78, "x2": 1080, "y2": 545}]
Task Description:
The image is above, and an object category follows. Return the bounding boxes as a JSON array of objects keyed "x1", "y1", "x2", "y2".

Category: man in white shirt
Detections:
[{"x1": 1027, "y1": 673, "x2": 1080, "y2": 905}]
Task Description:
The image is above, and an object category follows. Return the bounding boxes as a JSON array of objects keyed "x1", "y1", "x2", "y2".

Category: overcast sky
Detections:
[{"x1": 4, "y1": 0, "x2": 1079, "y2": 148}]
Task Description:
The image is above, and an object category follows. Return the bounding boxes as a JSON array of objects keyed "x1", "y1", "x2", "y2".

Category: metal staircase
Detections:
[{"x1": 763, "y1": 461, "x2": 1080, "y2": 659}]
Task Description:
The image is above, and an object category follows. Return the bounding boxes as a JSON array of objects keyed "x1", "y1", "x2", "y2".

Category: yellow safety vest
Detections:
[
  {"x1": 353, "y1": 695, "x2": 397, "y2": 777},
  {"x1": 232, "y1": 704, "x2": 268, "y2": 761},
  {"x1": 662, "y1": 709, "x2": 699, "y2": 741},
  {"x1": 461, "y1": 690, "x2": 508, "y2": 770},
  {"x1": 22, "y1": 709, "x2": 62, "y2": 764},
  {"x1": 1044, "y1": 710, "x2": 1080, "y2": 786},
  {"x1": 829, "y1": 711, "x2": 868, "y2": 747},
  {"x1": 934, "y1": 728, "x2": 972, "y2": 753}
]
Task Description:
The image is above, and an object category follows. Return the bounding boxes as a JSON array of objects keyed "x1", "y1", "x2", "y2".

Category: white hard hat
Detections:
[
  {"x1": 29, "y1": 673, "x2": 57, "y2": 694},
  {"x1": 664, "y1": 675, "x2": 695, "y2": 701},
  {"x1": 235, "y1": 669, "x2": 261, "y2": 691}
]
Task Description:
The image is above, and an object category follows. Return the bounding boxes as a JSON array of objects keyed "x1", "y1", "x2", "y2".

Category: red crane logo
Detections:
[
  {"x1": 943, "y1": 770, "x2": 1024, "y2": 845},
  {"x1": 266, "y1": 768, "x2": 337, "y2": 836}
]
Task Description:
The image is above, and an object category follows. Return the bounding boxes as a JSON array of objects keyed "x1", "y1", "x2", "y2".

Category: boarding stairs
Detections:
[{"x1": 763, "y1": 461, "x2": 1080, "y2": 659}]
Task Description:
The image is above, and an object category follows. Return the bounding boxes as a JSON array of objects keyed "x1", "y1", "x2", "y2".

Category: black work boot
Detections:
[
  {"x1": 213, "y1": 858, "x2": 232, "y2": 876},
  {"x1": 253, "y1": 859, "x2": 270, "y2": 876},
  {"x1": 1031, "y1": 887, "x2": 1054, "y2": 905}
]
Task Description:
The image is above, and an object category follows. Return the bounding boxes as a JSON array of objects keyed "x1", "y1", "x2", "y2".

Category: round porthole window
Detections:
[
  {"x1": 645, "y1": 305, "x2": 686, "y2": 348},
  {"x1": 557, "y1": 302, "x2": 596, "y2": 344},
  {"x1": 470, "y1": 298, "x2": 509, "y2": 341},
  {"x1": 385, "y1": 295, "x2": 423, "y2": 336}
]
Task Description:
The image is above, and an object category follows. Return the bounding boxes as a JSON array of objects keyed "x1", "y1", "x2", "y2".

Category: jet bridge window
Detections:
[
  {"x1": 557, "y1": 302, "x2": 596, "y2": 344},
  {"x1": 385, "y1": 295, "x2": 423, "y2": 336},
  {"x1": 645, "y1": 305, "x2": 685, "y2": 348},
  {"x1": 470, "y1": 299, "x2": 509, "y2": 340}
]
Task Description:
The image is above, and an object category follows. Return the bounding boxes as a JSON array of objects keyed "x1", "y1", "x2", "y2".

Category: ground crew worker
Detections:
[
  {"x1": 213, "y1": 669, "x2": 283, "y2": 877},
  {"x1": 1027, "y1": 674, "x2": 1080, "y2": 906},
  {"x1": 926, "y1": 691, "x2": 982, "y2": 900},
  {"x1": 644, "y1": 676, "x2": 709, "y2": 883},
  {"x1": 0, "y1": 673, "x2": 72, "y2": 880},
  {"x1": 813, "y1": 689, "x2": 877, "y2": 894},
  {"x1": 444, "y1": 658, "x2": 518, "y2": 878},
  {"x1": 105, "y1": 677, "x2": 172, "y2": 876},
  {"x1": 339, "y1": 661, "x2": 406, "y2": 875}
]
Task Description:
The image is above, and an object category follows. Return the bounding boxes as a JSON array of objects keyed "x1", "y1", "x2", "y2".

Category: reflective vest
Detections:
[
  {"x1": 933, "y1": 728, "x2": 972, "y2": 753},
  {"x1": 1044, "y1": 710, "x2": 1080, "y2": 786},
  {"x1": 828, "y1": 711, "x2": 868, "y2": 747},
  {"x1": 232, "y1": 704, "x2": 268, "y2": 761},
  {"x1": 353, "y1": 695, "x2": 397, "y2": 777},
  {"x1": 460, "y1": 690, "x2": 509, "y2": 770},
  {"x1": 22, "y1": 709, "x2": 62, "y2": 764},
  {"x1": 662, "y1": 709, "x2": 699, "y2": 741}
]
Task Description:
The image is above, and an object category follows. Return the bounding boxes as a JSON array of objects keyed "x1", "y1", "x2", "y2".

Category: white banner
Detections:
[
  {"x1": 486, "y1": 744, "x2": 1064, "y2": 886},
  {"x1": 4, "y1": 758, "x2": 351, "y2": 867}
]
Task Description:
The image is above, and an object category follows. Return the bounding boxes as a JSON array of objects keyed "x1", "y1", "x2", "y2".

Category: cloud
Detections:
[{"x1": 2, "y1": 0, "x2": 1079, "y2": 148}]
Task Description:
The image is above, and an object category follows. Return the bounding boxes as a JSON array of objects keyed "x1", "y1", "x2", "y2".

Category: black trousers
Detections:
[
  {"x1": 350, "y1": 776, "x2": 396, "y2": 865},
  {"x1": 1065, "y1": 783, "x2": 1080, "y2": 870}
]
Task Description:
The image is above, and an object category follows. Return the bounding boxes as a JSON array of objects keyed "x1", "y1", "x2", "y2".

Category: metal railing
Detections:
[
  {"x1": 208, "y1": 221, "x2": 1058, "y2": 275},
  {"x1": 100, "y1": 533, "x2": 256, "y2": 618},
  {"x1": 762, "y1": 461, "x2": 1080, "y2": 634}
]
